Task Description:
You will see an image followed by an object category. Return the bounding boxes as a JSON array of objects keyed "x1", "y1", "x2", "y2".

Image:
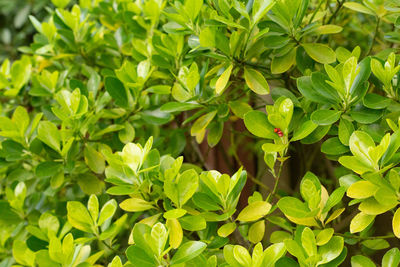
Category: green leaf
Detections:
[
  {"x1": 88, "y1": 194, "x2": 99, "y2": 224},
  {"x1": 51, "y1": 0, "x2": 70, "y2": 8},
  {"x1": 301, "y1": 43, "x2": 336, "y2": 64},
  {"x1": 359, "y1": 198, "x2": 396, "y2": 215},
  {"x1": 271, "y1": 48, "x2": 297, "y2": 74},
  {"x1": 77, "y1": 173, "x2": 105, "y2": 195},
  {"x1": 244, "y1": 111, "x2": 276, "y2": 139},
  {"x1": 244, "y1": 67, "x2": 270, "y2": 95},
  {"x1": 218, "y1": 222, "x2": 237, "y2": 237},
  {"x1": 252, "y1": 0, "x2": 276, "y2": 25},
  {"x1": 350, "y1": 212, "x2": 375, "y2": 233},
  {"x1": 312, "y1": 25, "x2": 343, "y2": 35},
  {"x1": 67, "y1": 201, "x2": 94, "y2": 233},
  {"x1": 119, "y1": 121, "x2": 135, "y2": 144},
  {"x1": 104, "y1": 76, "x2": 128, "y2": 108},
  {"x1": 301, "y1": 227, "x2": 317, "y2": 257},
  {"x1": 362, "y1": 239, "x2": 389, "y2": 250},
  {"x1": 150, "y1": 223, "x2": 168, "y2": 257},
  {"x1": 36, "y1": 162, "x2": 63, "y2": 178},
  {"x1": 297, "y1": 76, "x2": 335, "y2": 105},
  {"x1": 200, "y1": 27, "x2": 215, "y2": 47},
  {"x1": 279, "y1": 98, "x2": 294, "y2": 129},
  {"x1": 348, "y1": 131, "x2": 375, "y2": 165},
  {"x1": 191, "y1": 111, "x2": 217, "y2": 135},
  {"x1": 393, "y1": 207, "x2": 400, "y2": 238},
  {"x1": 126, "y1": 245, "x2": 157, "y2": 267},
  {"x1": 323, "y1": 187, "x2": 346, "y2": 213},
  {"x1": 363, "y1": 93, "x2": 391, "y2": 109},
  {"x1": 179, "y1": 215, "x2": 207, "y2": 231},
  {"x1": 338, "y1": 156, "x2": 374, "y2": 175},
  {"x1": 233, "y1": 245, "x2": 252, "y2": 267},
  {"x1": 284, "y1": 239, "x2": 306, "y2": 262},
  {"x1": 343, "y1": 2, "x2": 375, "y2": 15},
  {"x1": 229, "y1": 101, "x2": 253, "y2": 119},
  {"x1": 291, "y1": 120, "x2": 318, "y2": 142},
  {"x1": 160, "y1": 102, "x2": 201, "y2": 112},
  {"x1": 37, "y1": 121, "x2": 61, "y2": 152},
  {"x1": 119, "y1": 198, "x2": 154, "y2": 212},
  {"x1": 374, "y1": 187, "x2": 398, "y2": 207},
  {"x1": 215, "y1": 65, "x2": 233, "y2": 95},
  {"x1": 338, "y1": 118, "x2": 354, "y2": 146},
  {"x1": 98, "y1": 199, "x2": 117, "y2": 226},
  {"x1": 262, "y1": 242, "x2": 287, "y2": 267},
  {"x1": 163, "y1": 209, "x2": 187, "y2": 219},
  {"x1": 277, "y1": 197, "x2": 312, "y2": 218},
  {"x1": 311, "y1": 110, "x2": 342, "y2": 125},
  {"x1": 166, "y1": 218, "x2": 183, "y2": 249},
  {"x1": 318, "y1": 236, "x2": 344, "y2": 265},
  {"x1": 349, "y1": 106, "x2": 382, "y2": 124},
  {"x1": 351, "y1": 255, "x2": 376, "y2": 267},
  {"x1": 321, "y1": 137, "x2": 349, "y2": 155},
  {"x1": 316, "y1": 228, "x2": 334, "y2": 246},
  {"x1": 177, "y1": 169, "x2": 199, "y2": 206},
  {"x1": 13, "y1": 240, "x2": 35, "y2": 266},
  {"x1": 207, "y1": 121, "x2": 224, "y2": 147},
  {"x1": 170, "y1": 241, "x2": 207, "y2": 265},
  {"x1": 382, "y1": 248, "x2": 400, "y2": 267},
  {"x1": 108, "y1": 256, "x2": 123, "y2": 267},
  {"x1": 300, "y1": 172, "x2": 321, "y2": 210},
  {"x1": 237, "y1": 201, "x2": 271, "y2": 222},
  {"x1": 84, "y1": 145, "x2": 105, "y2": 174},
  {"x1": 248, "y1": 220, "x2": 265, "y2": 243}
]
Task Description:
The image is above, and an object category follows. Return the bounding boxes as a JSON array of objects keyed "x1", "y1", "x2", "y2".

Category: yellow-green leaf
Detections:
[
  {"x1": 191, "y1": 111, "x2": 217, "y2": 135},
  {"x1": 302, "y1": 43, "x2": 336, "y2": 64},
  {"x1": 244, "y1": 67, "x2": 269, "y2": 95},
  {"x1": 271, "y1": 48, "x2": 297, "y2": 74},
  {"x1": 313, "y1": 25, "x2": 343, "y2": 35},
  {"x1": 347, "y1": 181, "x2": 378, "y2": 199},
  {"x1": 343, "y1": 2, "x2": 375, "y2": 15},
  {"x1": 119, "y1": 198, "x2": 154, "y2": 212},
  {"x1": 84, "y1": 145, "x2": 105, "y2": 174},
  {"x1": 167, "y1": 218, "x2": 183, "y2": 249},
  {"x1": 215, "y1": 64, "x2": 233, "y2": 94},
  {"x1": 237, "y1": 201, "x2": 271, "y2": 222},
  {"x1": 316, "y1": 228, "x2": 334, "y2": 246},
  {"x1": 350, "y1": 212, "x2": 375, "y2": 233},
  {"x1": 248, "y1": 220, "x2": 265, "y2": 244},
  {"x1": 393, "y1": 207, "x2": 400, "y2": 238},
  {"x1": 218, "y1": 222, "x2": 237, "y2": 237}
]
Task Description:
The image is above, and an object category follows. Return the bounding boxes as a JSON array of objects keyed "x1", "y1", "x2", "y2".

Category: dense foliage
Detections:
[{"x1": 2, "y1": 0, "x2": 400, "y2": 266}]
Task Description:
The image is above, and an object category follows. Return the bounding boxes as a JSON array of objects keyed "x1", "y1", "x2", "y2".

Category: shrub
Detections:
[{"x1": 1, "y1": 0, "x2": 400, "y2": 266}]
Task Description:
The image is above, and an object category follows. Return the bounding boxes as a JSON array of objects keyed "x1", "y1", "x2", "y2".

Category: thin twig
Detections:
[
  {"x1": 367, "y1": 17, "x2": 380, "y2": 55},
  {"x1": 266, "y1": 160, "x2": 285, "y2": 203}
]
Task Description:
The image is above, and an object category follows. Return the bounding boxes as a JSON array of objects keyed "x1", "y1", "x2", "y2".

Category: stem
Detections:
[
  {"x1": 367, "y1": 17, "x2": 380, "y2": 55},
  {"x1": 326, "y1": 0, "x2": 346, "y2": 25},
  {"x1": 309, "y1": 0, "x2": 324, "y2": 23},
  {"x1": 266, "y1": 160, "x2": 285, "y2": 202},
  {"x1": 230, "y1": 127, "x2": 275, "y2": 194}
]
